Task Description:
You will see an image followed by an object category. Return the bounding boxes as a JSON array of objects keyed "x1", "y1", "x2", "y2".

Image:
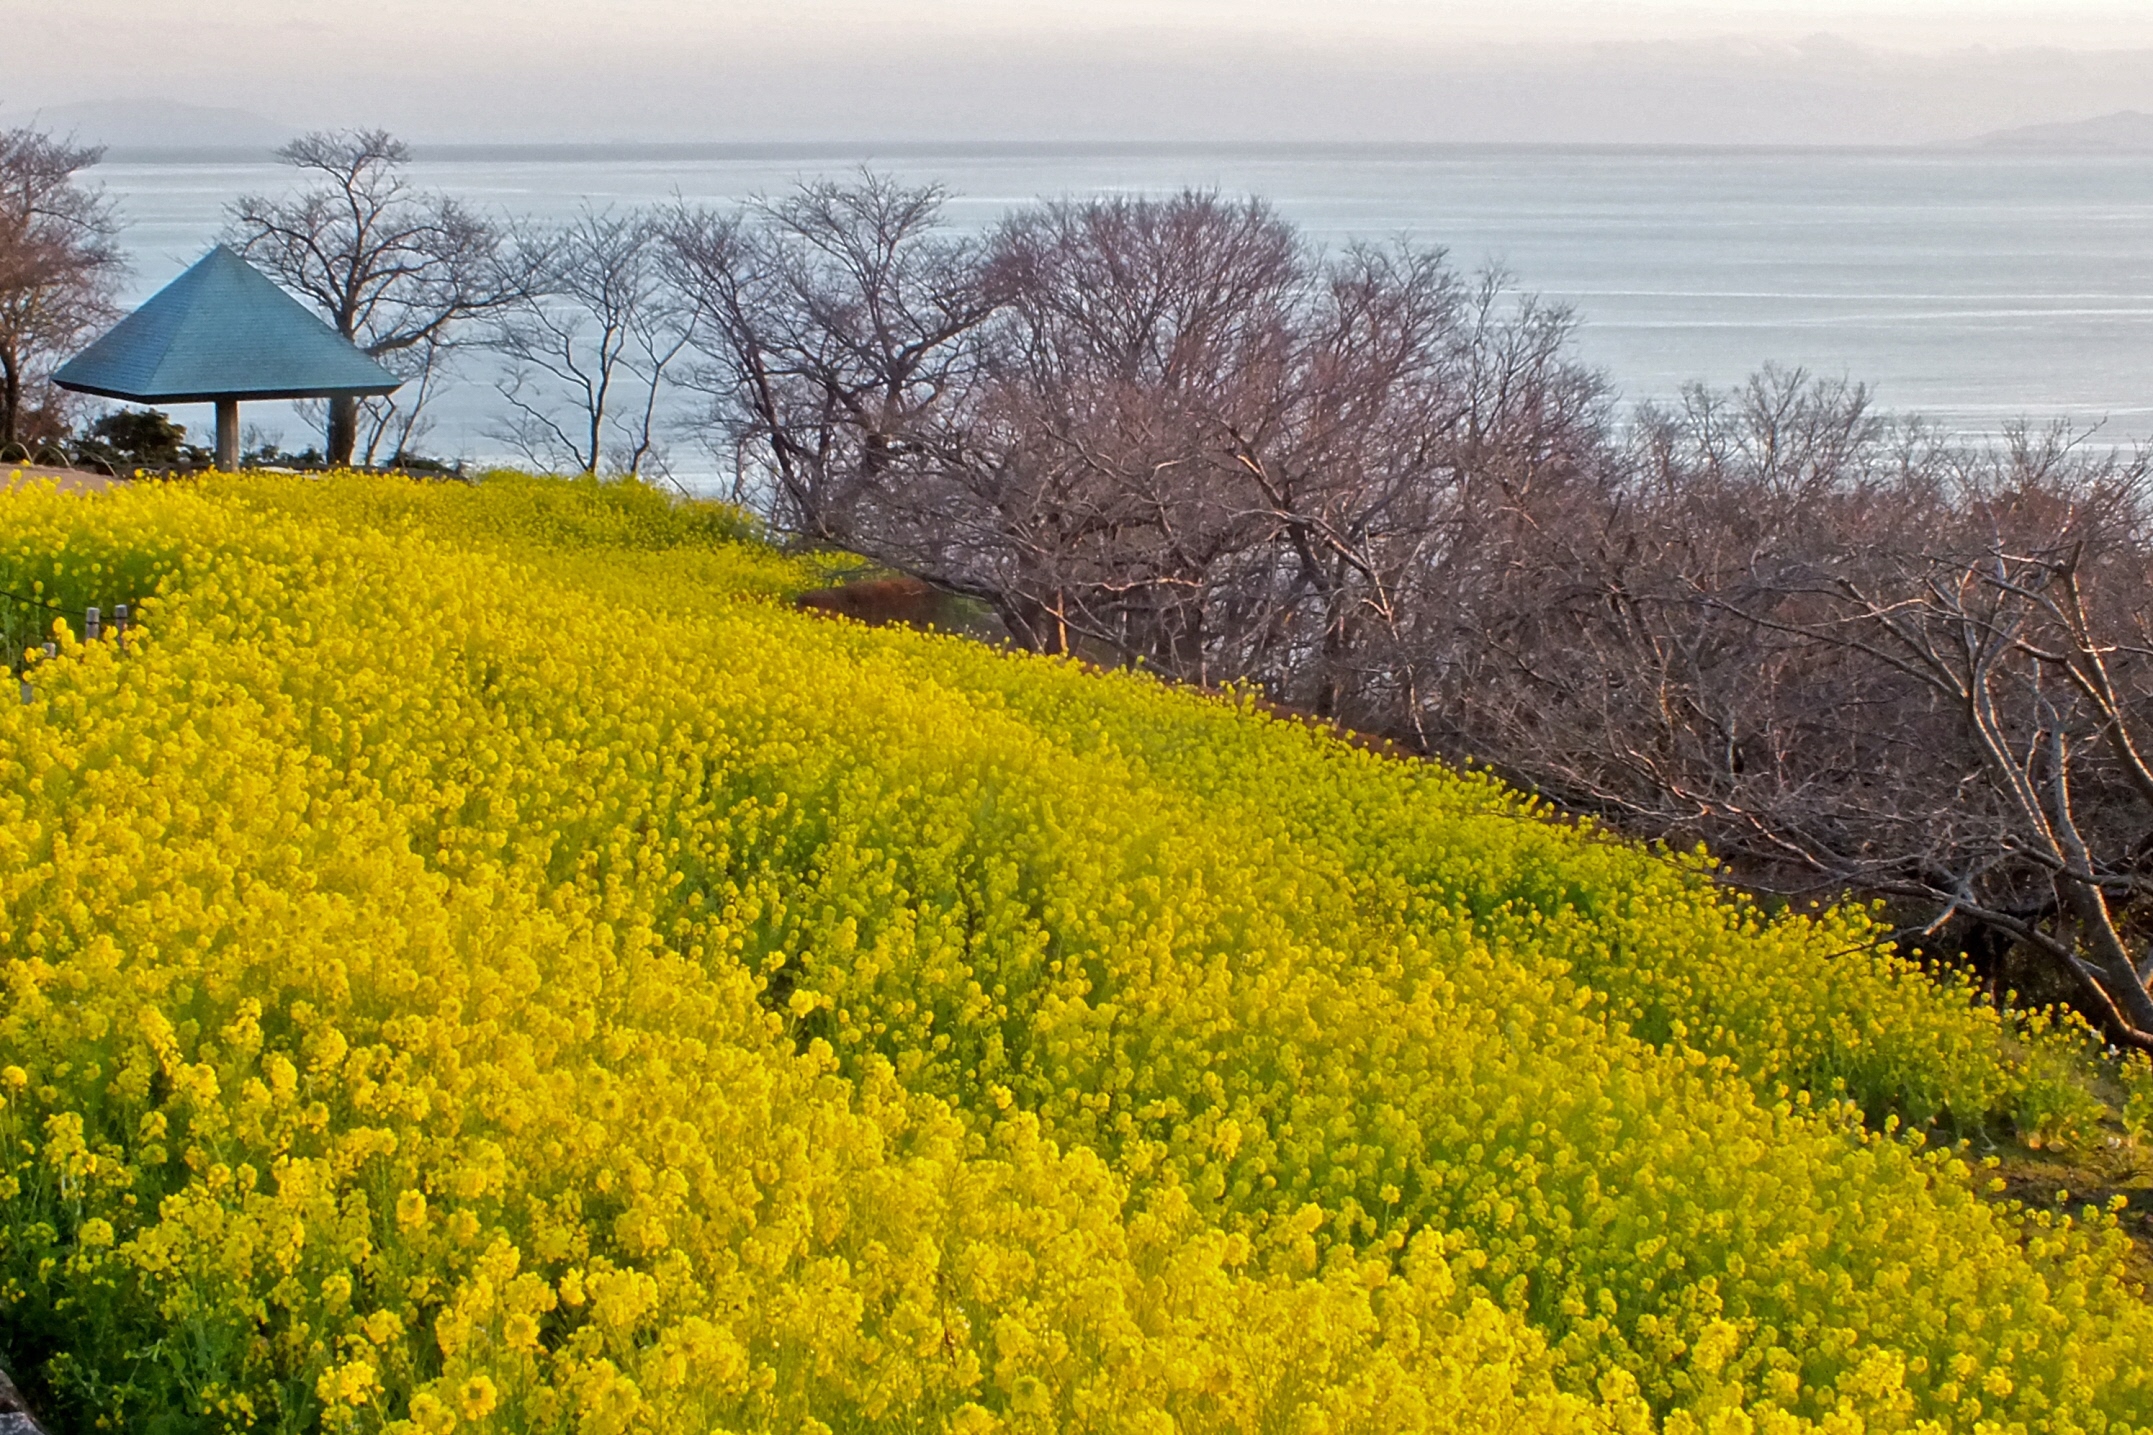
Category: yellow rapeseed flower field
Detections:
[{"x1": 2, "y1": 471, "x2": 2149, "y2": 1433}]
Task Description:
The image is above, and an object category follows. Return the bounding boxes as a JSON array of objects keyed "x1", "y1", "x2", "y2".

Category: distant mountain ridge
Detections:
[
  {"x1": 3, "y1": 98, "x2": 289, "y2": 151},
  {"x1": 1972, "y1": 110, "x2": 2153, "y2": 152}
]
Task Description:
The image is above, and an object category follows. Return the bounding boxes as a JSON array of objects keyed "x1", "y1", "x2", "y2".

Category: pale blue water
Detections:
[{"x1": 95, "y1": 143, "x2": 2153, "y2": 470}]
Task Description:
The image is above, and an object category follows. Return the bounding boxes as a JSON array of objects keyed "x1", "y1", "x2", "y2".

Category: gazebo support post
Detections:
[{"x1": 214, "y1": 399, "x2": 239, "y2": 471}]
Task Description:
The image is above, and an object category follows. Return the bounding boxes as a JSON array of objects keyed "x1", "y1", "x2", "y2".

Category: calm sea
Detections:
[{"x1": 95, "y1": 143, "x2": 2153, "y2": 469}]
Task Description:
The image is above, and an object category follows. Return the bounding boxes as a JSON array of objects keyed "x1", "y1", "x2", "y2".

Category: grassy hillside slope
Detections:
[{"x1": 0, "y1": 472, "x2": 2147, "y2": 1434}]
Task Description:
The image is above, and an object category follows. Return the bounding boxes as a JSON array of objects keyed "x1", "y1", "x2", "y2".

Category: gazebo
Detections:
[{"x1": 53, "y1": 245, "x2": 400, "y2": 470}]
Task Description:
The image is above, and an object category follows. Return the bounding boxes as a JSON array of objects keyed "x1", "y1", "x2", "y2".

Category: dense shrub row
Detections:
[{"x1": 0, "y1": 471, "x2": 2147, "y2": 1433}]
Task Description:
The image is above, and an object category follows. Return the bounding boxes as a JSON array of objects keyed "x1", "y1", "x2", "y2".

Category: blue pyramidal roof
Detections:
[{"x1": 54, "y1": 246, "x2": 401, "y2": 404}]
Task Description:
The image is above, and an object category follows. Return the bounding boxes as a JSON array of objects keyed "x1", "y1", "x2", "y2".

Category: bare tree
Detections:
[
  {"x1": 949, "y1": 192, "x2": 1312, "y2": 667},
  {"x1": 1771, "y1": 476, "x2": 2153, "y2": 1044},
  {"x1": 663, "y1": 172, "x2": 996, "y2": 535},
  {"x1": 226, "y1": 130, "x2": 528, "y2": 466},
  {"x1": 485, "y1": 208, "x2": 690, "y2": 476},
  {"x1": 1397, "y1": 365, "x2": 2153, "y2": 1044},
  {"x1": 1411, "y1": 368, "x2": 1929, "y2": 850},
  {"x1": 0, "y1": 128, "x2": 122, "y2": 452},
  {"x1": 904, "y1": 193, "x2": 1607, "y2": 697},
  {"x1": 669, "y1": 178, "x2": 1608, "y2": 689},
  {"x1": 662, "y1": 177, "x2": 2153, "y2": 1039}
]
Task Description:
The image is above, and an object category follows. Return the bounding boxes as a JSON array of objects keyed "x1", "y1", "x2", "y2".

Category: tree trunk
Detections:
[
  {"x1": 0, "y1": 350, "x2": 20, "y2": 452},
  {"x1": 327, "y1": 395, "x2": 360, "y2": 467},
  {"x1": 2055, "y1": 873, "x2": 2153, "y2": 1038}
]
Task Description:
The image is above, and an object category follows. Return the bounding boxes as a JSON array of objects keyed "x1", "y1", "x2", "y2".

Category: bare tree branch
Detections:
[{"x1": 226, "y1": 130, "x2": 532, "y2": 466}]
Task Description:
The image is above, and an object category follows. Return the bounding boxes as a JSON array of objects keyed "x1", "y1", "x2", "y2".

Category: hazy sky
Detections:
[{"x1": 12, "y1": 1, "x2": 2153, "y2": 143}]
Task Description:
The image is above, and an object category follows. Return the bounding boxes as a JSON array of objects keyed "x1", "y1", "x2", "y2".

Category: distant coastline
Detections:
[
  {"x1": 2, "y1": 98, "x2": 288, "y2": 151},
  {"x1": 93, "y1": 139, "x2": 2153, "y2": 166},
  {"x1": 1968, "y1": 110, "x2": 2153, "y2": 152},
  {"x1": 23, "y1": 95, "x2": 2153, "y2": 161}
]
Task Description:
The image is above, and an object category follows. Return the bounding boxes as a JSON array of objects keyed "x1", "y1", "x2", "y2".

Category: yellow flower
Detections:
[
  {"x1": 314, "y1": 1359, "x2": 379, "y2": 1407},
  {"x1": 0, "y1": 470, "x2": 2145, "y2": 1435},
  {"x1": 407, "y1": 1391, "x2": 457, "y2": 1434},
  {"x1": 396, "y1": 1189, "x2": 429, "y2": 1232},
  {"x1": 456, "y1": 1375, "x2": 498, "y2": 1422}
]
